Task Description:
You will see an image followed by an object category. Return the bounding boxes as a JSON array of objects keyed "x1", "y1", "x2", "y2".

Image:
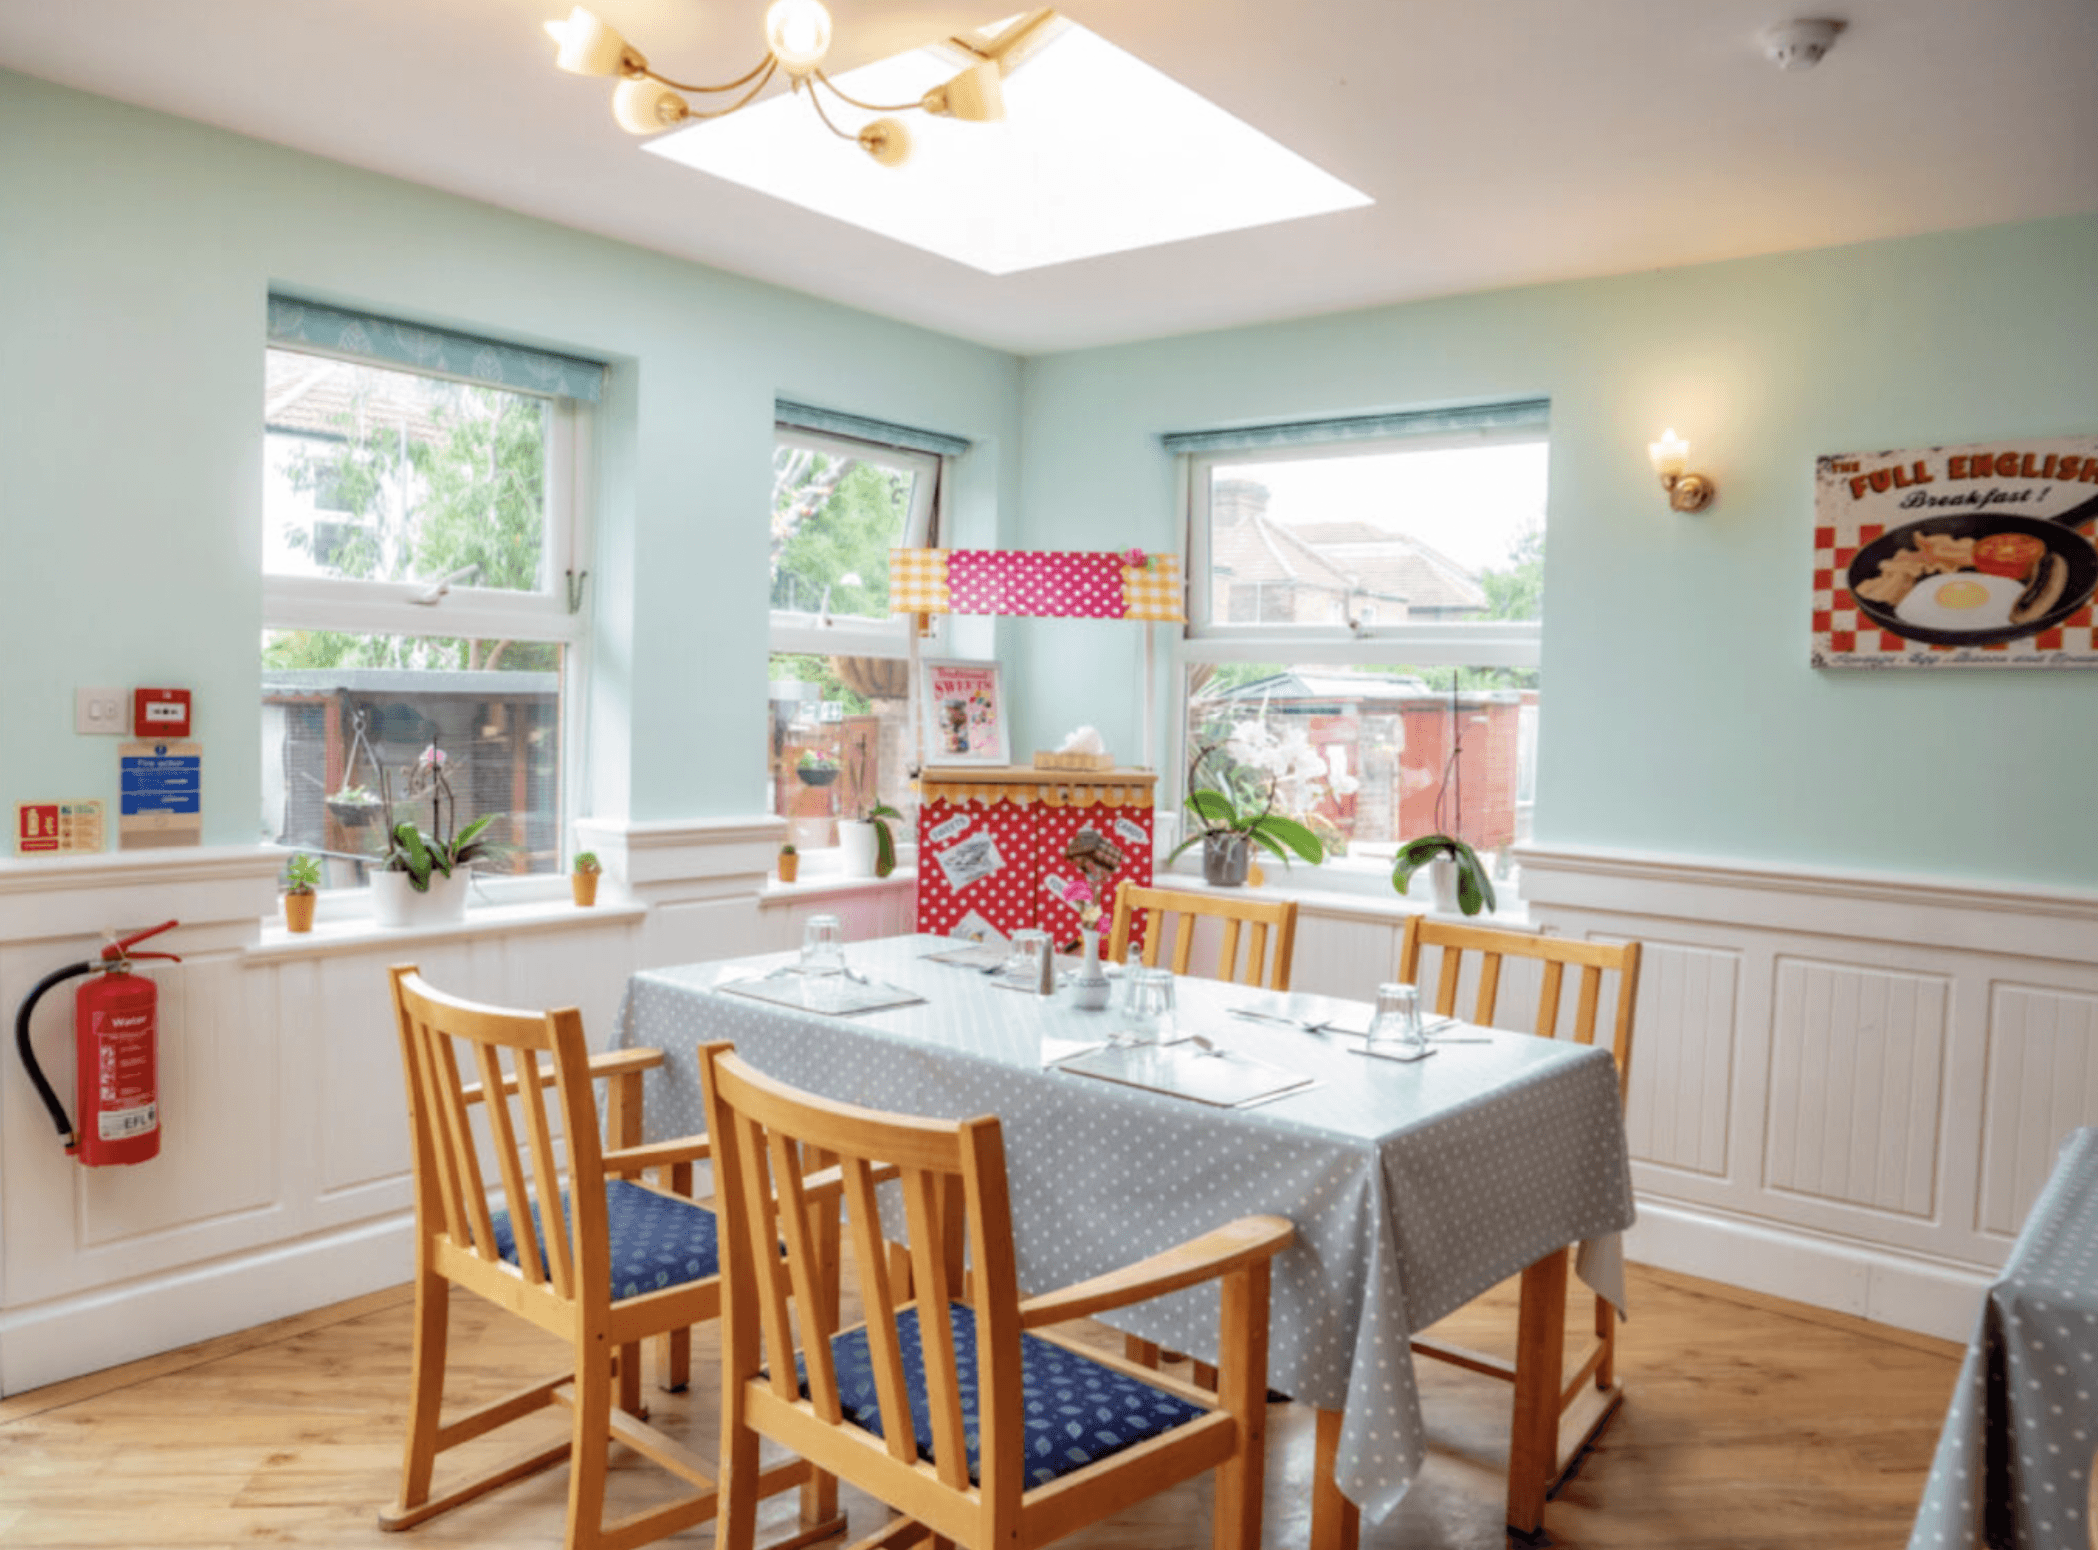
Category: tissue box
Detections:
[{"x1": 1032, "y1": 750, "x2": 1114, "y2": 770}]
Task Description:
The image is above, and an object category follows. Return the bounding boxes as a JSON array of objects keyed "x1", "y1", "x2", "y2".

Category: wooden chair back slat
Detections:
[
  {"x1": 769, "y1": 1129, "x2": 840, "y2": 1421},
  {"x1": 730, "y1": 1110, "x2": 802, "y2": 1403},
  {"x1": 841, "y1": 1156, "x2": 919, "y2": 1466},
  {"x1": 1169, "y1": 919, "x2": 1197, "y2": 976},
  {"x1": 1536, "y1": 959, "x2": 1566, "y2": 1044},
  {"x1": 902, "y1": 1168, "x2": 971, "y2": 1490},
  {"x1": 1474, "y1": 951, "x2": 1504, "y2": 1026},
  {"x1": 473, "y1": 1040, "x2": 549, "y2": 1289},
  {"x1": 516, "y1": 1036, "x2": 577, "y2": 1298},
  {"x1": 1107, "y1": 885, "x2": 1299, "y2": 992},
  {"x1": 431, "y1": 1033, "x2": 500, "y2": 1259}
]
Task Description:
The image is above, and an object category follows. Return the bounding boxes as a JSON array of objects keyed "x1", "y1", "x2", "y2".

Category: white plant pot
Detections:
[
  {"x1": 371, "y1": 868, "x2": 470, "y2": 928},
  {"x1": 1427, "y1": 856, "x2": 1462, "y2": 915},
  {"x1": 837, "y1": 820, "x2": 880, "y2": 879}
]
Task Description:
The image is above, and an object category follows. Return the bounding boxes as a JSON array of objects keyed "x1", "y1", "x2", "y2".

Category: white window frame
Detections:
[
  {"x1": 262, "y1": 346, "x2": 594, "y2": 909},
  {"x1": 1172, "y1": 426, "x2": 1547, "y2": 898},
  {"x1": 769, "y1": 425, "x2": 942, "y2": 659}
]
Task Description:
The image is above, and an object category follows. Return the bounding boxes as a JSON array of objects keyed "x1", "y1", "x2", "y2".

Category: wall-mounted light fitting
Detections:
[{"x1": 1648, "y1": 428, "x2": 1716, "y2": 512}]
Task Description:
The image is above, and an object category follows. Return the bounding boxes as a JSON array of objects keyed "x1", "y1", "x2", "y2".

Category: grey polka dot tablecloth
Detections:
[
  {"x1": 1910, "y1": 1127, "x2": 2098, "y2": 1550},
  {"x1": 615, "y1": 933, "x2": 1636, "y2": 1523}
]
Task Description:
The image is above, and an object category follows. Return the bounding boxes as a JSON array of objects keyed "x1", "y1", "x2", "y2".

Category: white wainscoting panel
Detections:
[
  {"x1": 1623, "y1": 941, "x2": 1739, "y2": 1178},
  {"x1": 0, "y1": 826, "x2": 844, "y2": 1395},
  {"x1": 1766, "y1": 958, "x2": 1946, "y2": 1219},
  {"x1": 1979, "y1": 984, "x2": 2098, "y2": 1237}
]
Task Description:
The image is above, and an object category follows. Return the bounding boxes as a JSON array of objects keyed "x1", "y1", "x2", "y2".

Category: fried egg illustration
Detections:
[{"x1": 1893, "y1": 571, "x2": 2024, "y2": 632}]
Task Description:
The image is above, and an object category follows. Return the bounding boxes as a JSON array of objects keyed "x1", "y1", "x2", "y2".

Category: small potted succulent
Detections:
[
  {"x1": 571, "y1": 850, "x2": 601, "y2": 907},
  {"x1": 795, "y1": 749, "x2": 839, "y2": 787},
  {"x1": 282, "y1": 851, "x2": 322, "y2": 933},
  {"x1": 777, "y1": 842, "x2": 799, "y2": 884}
]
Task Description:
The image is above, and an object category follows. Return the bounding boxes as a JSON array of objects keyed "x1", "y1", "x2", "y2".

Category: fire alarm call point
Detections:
[{"x1": 133, "y1": 689, "x2": 191, "y2": 740}]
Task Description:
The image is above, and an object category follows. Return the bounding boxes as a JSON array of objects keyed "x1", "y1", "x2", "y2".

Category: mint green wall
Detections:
[
  {"x1": 0, "y1": 71, "x2": 1019, "y2": 838},
  {"x1": 1010, "y1": 216, "x2": 2098, "y2": 887}
]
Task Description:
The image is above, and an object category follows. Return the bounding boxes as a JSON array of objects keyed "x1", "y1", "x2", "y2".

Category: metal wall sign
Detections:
[{"x1": 1813, "y1": 434, "x2": 2098, "y2": 669}]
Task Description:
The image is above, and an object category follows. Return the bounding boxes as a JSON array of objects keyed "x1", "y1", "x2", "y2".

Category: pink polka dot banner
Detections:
[{"x1": 889, "y1": 548, "x2": 1185, "y2": 622}]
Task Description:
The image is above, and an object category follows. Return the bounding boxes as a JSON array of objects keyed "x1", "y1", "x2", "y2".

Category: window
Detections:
[
  {"x1": 767, "y1": 420, "x2": 944, "y2": 850},
  {"x1": 1175, "y1": 406, "x2": 1547, "y2": 892},
  {"x1": 261, "y1": 299, "x2": 598, "y2": 893}
]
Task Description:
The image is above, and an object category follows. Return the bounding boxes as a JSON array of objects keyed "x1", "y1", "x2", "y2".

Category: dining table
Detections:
[
  {"x1": 613, "y1": 932, "x2": 1637, "y2": 1543},
  {"x1": 1908, "y1": 1126, "x2": 2098, "y2": 1550}
]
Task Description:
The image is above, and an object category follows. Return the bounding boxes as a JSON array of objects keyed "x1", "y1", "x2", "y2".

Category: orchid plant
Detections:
[
  {"x1": 1168, "y1": 726, "x2": 1329, "y2": 871},
  {"x1": 380, "y1": 740, "x2": 497, "y2": 892}
]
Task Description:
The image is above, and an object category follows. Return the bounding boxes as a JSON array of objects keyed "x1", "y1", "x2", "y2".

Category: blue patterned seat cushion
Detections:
[
  {"x1": 817, "y1": 1303, "x2": 1207, "y2": 1488},
  {"x1": 489, "y1": 1179, "x2": 719, "y2": 1300}
]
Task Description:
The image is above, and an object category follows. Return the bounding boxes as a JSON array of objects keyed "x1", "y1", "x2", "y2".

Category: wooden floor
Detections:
[{"x1": 0, "y1": 1261, "x2": 1960, "y2": 1549}]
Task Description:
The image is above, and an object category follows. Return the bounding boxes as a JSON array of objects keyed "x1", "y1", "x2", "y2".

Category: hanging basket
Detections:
[
  {"x1": 797, "y1": 766, "x2": 839, "y2": 788},
  {"x1": 327, "y1": 796, "x2": 386, "y2": 829}
]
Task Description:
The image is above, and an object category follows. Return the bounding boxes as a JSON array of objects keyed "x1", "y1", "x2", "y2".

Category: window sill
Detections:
[
  {"x1": 249, "y1": 897, "x2": 647, "y2": 962},
  {"x1": 760, "y1": 867, "x2": 917, "y2": 907},
  {"x1": 1156, "y1": 860, "x2": 1533, "y2": 929}
]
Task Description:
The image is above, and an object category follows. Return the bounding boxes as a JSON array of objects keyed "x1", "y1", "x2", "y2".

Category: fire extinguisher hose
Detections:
[{"x1": 14, "y1": 960, "x2": 93, "y2": 1151}]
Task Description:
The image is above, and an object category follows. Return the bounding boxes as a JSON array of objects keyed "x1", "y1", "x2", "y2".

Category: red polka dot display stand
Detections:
[
  {"x1": 1812, "y1": 437, "x2": 2098, "y2": 670},
  {"x1": 1035, "y1": 803, "x2": 1154, "y2": 958},
  {"x1": 916, "y1": 768, "x2": 1156, "y2": 947}
]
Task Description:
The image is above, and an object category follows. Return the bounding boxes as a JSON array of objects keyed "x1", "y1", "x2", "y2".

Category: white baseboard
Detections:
[
  {"x1": 1626, "y1": 1195, "x2": 1988, "y2": 1344},
  {"x1": 0, "y1": 1214, "x2": 413, "y2": 1396}
]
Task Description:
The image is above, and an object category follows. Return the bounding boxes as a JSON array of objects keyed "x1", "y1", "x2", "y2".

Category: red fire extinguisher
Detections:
[{"x1": 13, "y1": 920, "x2": 181, "y2": 1166}]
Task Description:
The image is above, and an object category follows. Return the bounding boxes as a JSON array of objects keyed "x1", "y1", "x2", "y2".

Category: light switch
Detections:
[{"x1": 75, "y1": 687, "x2": 127, "y2": 735}]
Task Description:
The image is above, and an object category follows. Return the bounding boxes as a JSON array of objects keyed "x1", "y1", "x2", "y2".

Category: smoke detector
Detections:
[{"x1": 1762, "y1": 19, "x2": 1843, "y2": 70}]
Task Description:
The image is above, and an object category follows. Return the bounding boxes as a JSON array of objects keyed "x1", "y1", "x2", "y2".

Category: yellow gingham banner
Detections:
[
  {"x1": 888, "y1": 547, "x2": 952, "y2": 614},
  {"x1": 1121, "y1": 555, "x2": 1185, "y2": 621}
]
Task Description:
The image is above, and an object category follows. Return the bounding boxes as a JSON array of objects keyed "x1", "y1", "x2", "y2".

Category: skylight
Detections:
[{"x1": 643, "y1": 18, "x2": 1372, "y2": 275}]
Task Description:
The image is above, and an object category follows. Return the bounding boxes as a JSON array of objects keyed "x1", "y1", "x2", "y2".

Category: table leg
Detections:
[
  {"x1": 1507, "y1": 1246, "x2": 1569, "y2": 1537},
  {"x1": 1311, "y1": 1408, "x2": 1360, "y2": 1550}
]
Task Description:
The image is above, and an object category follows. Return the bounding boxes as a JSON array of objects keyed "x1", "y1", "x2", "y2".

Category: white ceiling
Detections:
[{"x1": 3, "y1": 0, "x2": 2095, "y2": 354}]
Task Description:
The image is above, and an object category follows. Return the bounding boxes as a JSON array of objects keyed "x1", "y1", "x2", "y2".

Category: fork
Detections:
[{"x1": 1228, "y1": 1008, "x2": 1333, "y2": 1034}]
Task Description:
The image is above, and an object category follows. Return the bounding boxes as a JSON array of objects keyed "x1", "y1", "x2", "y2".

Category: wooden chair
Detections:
[
  {"x1": 1107, "y1": 884, "x2": 1298, "y2": 991},
  {"x1": 1395, "y1": 916, "x2": 1642, "y2": 1523},
  {"x1": 382, "y1": 966, "x2": 843, "y2": 1550},
  {"x1": 698, "y1": 1041, "x2": 1295, "y2": 1550},
  {"x1": 1107, "y1": 884, "x2": 1297, "y2": 1384}
]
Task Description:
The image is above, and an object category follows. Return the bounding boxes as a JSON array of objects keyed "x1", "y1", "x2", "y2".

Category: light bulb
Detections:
[
  {"x1": 858, "y1": 117, "x2": 912, "y2": 168},
  {"x1": 1648, "y1": 429, "x2": 1690, "y2": 480},
  {"x1": 764, "y1": 0, "x2": 832, "y2": 74},
  {"x1": 611, "y1": 78, "x2": 689, "y2": 135},
  {"x1": 545, "y1": 7, "x2": 634, "y2": 77}
]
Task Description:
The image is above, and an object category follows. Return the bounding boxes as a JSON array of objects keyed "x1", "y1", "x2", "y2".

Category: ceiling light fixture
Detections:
[{"x1": 544, "y1": 4, "x2": 1059, "y2": 168}]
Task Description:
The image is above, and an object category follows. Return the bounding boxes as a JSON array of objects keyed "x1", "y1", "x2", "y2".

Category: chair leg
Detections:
[
  {"x1": 1595, "y1": 1292, "x2": 1615, "y2": 1389},
  {"x1": 391, "y1": 1266, "x2": 450, "y2": 1518},
  {"x1": 716, "y1": 1395, "x2": 763, "y2": 1550},
  {"x1": 1507, "y1": 1247, "x2": 1569, "y2": 1537},
  {"x1": 1125, "y1": 1335, "x2": 1161, "y2": 1368},
  {"x1": 566, "y1": 1341, "x2": 615, "y2": 1550}
]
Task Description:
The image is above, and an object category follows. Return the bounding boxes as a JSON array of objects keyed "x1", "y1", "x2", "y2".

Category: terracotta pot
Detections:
[
  {"x1": 283, "y1": 890, "x2": 316, "y2": 934},
  {"x1": 572, "y1": 869, "x2": 600, "y2": 907},
  {"x1": 778, "y1": 852, "x2": 800, "y2": 883}
]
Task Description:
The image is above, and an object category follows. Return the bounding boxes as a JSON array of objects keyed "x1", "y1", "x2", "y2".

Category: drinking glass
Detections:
[
  {"x1": 800, "y1": 914, "x2": 847, "y2": 978},
  {"x1": 1115, "y1": 967, "x2": 1178, "y2": 1045},
  {"x1": 1365, "y1": 982, "x2": 1429, "y2": 1061},
  {"x1": 1003, "y1": 929, "x2": 1053, "y2": 994}
]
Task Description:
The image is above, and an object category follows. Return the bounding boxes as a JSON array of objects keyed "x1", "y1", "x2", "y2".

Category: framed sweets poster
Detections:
[
  {"x1": 919, "y1": 659, "x2": 1008, "y2": 764},
  {"x1": 1813, "y1": 433, "x2": 2098, "y2": 669}
]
